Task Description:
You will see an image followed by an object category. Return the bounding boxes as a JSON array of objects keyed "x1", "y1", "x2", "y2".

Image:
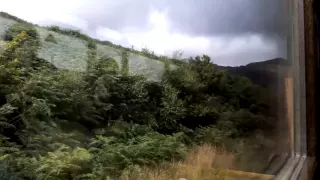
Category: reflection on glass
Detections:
[{"x1": 0, "y1": 0, "x2": 296, "y2": 179}]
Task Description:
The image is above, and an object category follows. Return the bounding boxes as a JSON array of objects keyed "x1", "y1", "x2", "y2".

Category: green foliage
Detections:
[
  {"x1": 141, "y1": 46, "x2": 158, "y2": 59},
  {"x1": 87, "y1": 40, "x2": 97, "y2": 50},
  {"x1": 156, "y1": 84, "x2": 186, "y2": 133},
  {"x1": 86, "y1": 43, "x2": 97, "y2": 71},
  {"x1": 45, "y1": 33, "x2": 57, "y2": 43},
  {"x1": 47, "y1": 26, "x2": 91, "y2": 41},
  {"x1": 4, "y1": 23, "x2": 39, "y2": 43},
  {"x1": 172, "y1": 49, "x2": 184, "y2": 60},
  {"x1": 36, "y1": 145, "x2": 92, "y2": 180},
  {"x1": 0, "y1": 31, "x2": 45, "y2": 114},
  {"x1": 163, "y1": 57, "x2": 171, "y2": 73},
  {"x1": 121, "y1": 51, "x2": 129, "y2": 76},
  {"x1": 0, "y1": 25, "x2": 274, "y2": 179},
  {"x1": 1, "y1": 29, "x2": 41, "y2": 73},
  {"x1": 89, "y1": 122, "x2": 187, "y2": 178}
]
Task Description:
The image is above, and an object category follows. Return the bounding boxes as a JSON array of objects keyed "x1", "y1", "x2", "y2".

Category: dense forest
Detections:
[{"x1": 0, "y1": 17, "x2": 279, "y2": 180}]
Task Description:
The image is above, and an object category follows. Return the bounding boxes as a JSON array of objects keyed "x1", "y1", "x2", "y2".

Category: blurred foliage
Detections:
[
  {"x1": 4, "y1": 23, "x2": 39, "y2": 44},
  {"x1": 44, "y1": 33, "x2": 57, "y2": 43},
  {"x1": 0, "y1": 22, "x2": 276, "y2": 179}
]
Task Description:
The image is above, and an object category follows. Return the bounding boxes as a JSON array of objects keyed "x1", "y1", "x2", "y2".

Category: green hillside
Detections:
[
  {"x1": 0, "y1": 12, "x2": 178, "y2": 81},
  {"x1": 0, "y1": 11, "x2": 288, "y2": 83}
]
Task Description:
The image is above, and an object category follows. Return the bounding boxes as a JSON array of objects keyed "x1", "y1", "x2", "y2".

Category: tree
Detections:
[
  {"x1": 4, "y1": 23, "x2": 40, "y2": 47},
  {"x1": 172, "y1": 49, "x2": 184, "y2": 60}
]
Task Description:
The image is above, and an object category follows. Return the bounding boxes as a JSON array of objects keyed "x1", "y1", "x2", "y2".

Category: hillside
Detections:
[
  {"x1": 0, "y1": 12, "x2": 177, "y2": 81},
  {"x1": 0, "y1": 11, "x2": 289, "y2": 83},
  {"x1": 225, "y1": 58, "x2": 292, "y2": 155},
  {"x1": 222, "y1": 58, "x2": 290, "y2": 87}
]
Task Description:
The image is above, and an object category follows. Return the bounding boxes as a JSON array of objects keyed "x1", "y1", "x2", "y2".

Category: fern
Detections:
[{"x1": 36, "y1": 145, "x2": 92, "y2": 180}]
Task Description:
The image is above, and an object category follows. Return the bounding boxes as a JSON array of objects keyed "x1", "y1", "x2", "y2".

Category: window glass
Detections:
[{"x1": 0, "y1": 0, "x2": 299, "y2": 179}]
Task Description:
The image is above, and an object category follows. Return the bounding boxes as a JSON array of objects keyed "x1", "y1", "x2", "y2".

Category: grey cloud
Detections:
[
  {"x1": 77, "y1": 0, "x2": 151, "y2": 31},
  {"x1": 77, "y1": 0, "x2": 287, "y2": 38},
  {"x1": 35, "y1": 0, "x2": 287, "y2": 65},
  {"x1": 212, "y1": 48, "x2": 279, "y2": 66},
  {"x1": 164, "y1": 0, "x2": 287, "y2": 38},
  {"x1": 77, "y1": 0, "x2": 287, "y2": 61}
]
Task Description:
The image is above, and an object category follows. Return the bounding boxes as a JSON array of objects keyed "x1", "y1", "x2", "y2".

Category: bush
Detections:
[
  {"x1": 89, "y1": 122, "x2": 188, "y2": 178},
  {"x1": 1, "y1": 31, "x2": 41, "y2": 68},
  {"x1": 44, "y1": 33, "x2": 57, "y2": 43},
  {"x1": 35, "y1": 145, "x2": 92, "y2": 180},
  {"x1": 47, "y1": 26, "x2": 90, "y2": 41},
  {"x1": 4, "y1": 24, "x2": 39, "y2": 43},
  {"x1": 121, "y1": 51, "x2": 129, "y2": 75},
  {"x1": 87, "y1": 40, "x2": 97, "y2": 50}
]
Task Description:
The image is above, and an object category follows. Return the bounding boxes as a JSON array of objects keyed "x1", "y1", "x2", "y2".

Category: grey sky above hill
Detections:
[{"x1": 0, "y1": 0, "x2": 287, "y2": 66}]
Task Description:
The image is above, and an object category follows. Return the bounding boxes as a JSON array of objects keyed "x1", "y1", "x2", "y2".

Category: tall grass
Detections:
[{"x1": 120, "y1": 144, "x2": 235, "y2": 180}]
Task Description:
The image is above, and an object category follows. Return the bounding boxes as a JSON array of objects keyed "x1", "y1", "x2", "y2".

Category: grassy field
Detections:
[
  {"x1": 0, "y1": 16, "x2": 168, "y2": 80},
  {"x1": 96, "y1": 43, "x2": 165, "y2": 81},
  {"x1": 128, "y1": 53, "x2": 165, "y2": 81},
  {"x1": 37, "y1": 27, "x2": 88, "y2": 71}
]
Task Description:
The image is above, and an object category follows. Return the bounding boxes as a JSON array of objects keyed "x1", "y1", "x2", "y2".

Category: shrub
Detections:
[
  {"x1": 4, "y1": 24, "x2": 39, "y2": 43},
  {"x1": 44, "y1": 33, "x2": 57, "y2": 43},
  {"x1": 172, "y1": 49, "x2": 184, "y2": 60},
  {"x1": 1, "y1": 31, "x2": 41, "y2": 69},
  {"x1": 87, "y1": 40, "x2": 97, "y2": 50},
  {"x1": 47, "y1": 26, "x2": 90, "y2": 41},
  {"x1": 89, "y1": 123, "x2": 188, "y2": 178},
  {"x1": 35, "y1": 145, "x2": 92, "y2": 180},
  {"x1": 121, "y1": 51, "x2": 129, "y2": 75},
  {"x1": 141, "y1": 46, "x2": 157, "y2": 59}
]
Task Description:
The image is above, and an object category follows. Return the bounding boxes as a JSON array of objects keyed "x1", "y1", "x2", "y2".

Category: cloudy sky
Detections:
[{"x1": 0, "y1": 0, "x2": 287, "y2": 66}]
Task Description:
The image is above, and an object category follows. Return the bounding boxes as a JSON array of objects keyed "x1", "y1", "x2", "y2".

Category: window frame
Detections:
[{"x1": 274, "y1": 0, "x2": 317, "y2": 179}]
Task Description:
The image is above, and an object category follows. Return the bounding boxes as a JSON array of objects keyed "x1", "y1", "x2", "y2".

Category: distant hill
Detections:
[
  {"x1": 222, "y1": 58, "x2": 291, "y2": 131},
  {"x1": 221, "y1": 58, "x2": 291, "y2": 87}
]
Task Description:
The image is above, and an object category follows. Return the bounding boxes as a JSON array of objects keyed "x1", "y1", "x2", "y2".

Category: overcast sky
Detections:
[{"x1": 0, "y1": 0, "x2": 287, "y2": 66}]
